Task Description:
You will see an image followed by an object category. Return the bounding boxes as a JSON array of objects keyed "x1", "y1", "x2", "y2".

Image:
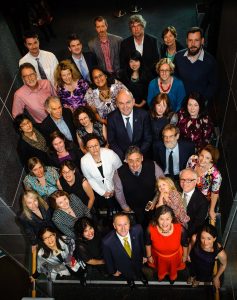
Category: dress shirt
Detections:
[
  {"x1": 100, "y1": 39, "x2": 113, "y2": 73},
  {"x1": 12, "y1": 80, "x2": 55, "y2": 123},
  {"x1": 182, "y1": 188, "x2": 195, "y2": 207},
  {"x1": 116, "y1": 232, "x2": 132, "y2": 250},
  {"x1": 113, "y1": 162, "x2": 164, "y2": 210},
  {"x1": 184, "y1": 48, "x2": 204, "y2": 63},
  {"x1": 121, "y1": 111, "x2": 133, "y2": 131},
  {"x1": 165, "y1": 143, "x2": 179, "y2": 175},
  {"x1": 52, "y1": 117, "x2": 73, "y2": 141},
  {"x1": 134, "y1": 37, "x2": 144, "y2": 56},
  {"x1": 19, "y1": 49, "x2": 58, "y2": 85},
  {"x1": 72, "y1": 54, "x2": 90, "y2": 82}
]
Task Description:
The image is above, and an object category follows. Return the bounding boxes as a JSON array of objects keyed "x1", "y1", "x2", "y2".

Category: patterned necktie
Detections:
[
  {"x1": 168, "y1": 150, "x2": 174, "y2": 176},
  {"x1": 123, "y1": 237, "x2": 132, "y2": 257},
  {"x1": 35, "y1": 58, "x2": 47, "y2": 79},
  {"x1": 126, "y1": 117, "x2": 133, "y2": 142},
  {"x1": 78, "y1": 59, "x2": 88, "y2": 81},
  {"x1": 183, "y1": 193, "x2": 188, "y2": 209}
]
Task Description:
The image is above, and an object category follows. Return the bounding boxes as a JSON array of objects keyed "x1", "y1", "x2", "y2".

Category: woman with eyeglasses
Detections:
[
  {"x1": 84, "y1": 66, "x2": 128, "y2": 125},
  {"x1": 23, "y1": 157, "x2": 59, "y2": 199},
  {"x1": 147, "y1": 58, "x2": 186, "y2": 112},
  {"x1": 80, "y1": 133, "x2": 122, "y2": 218},
  {"x1": 186, "y1": 144, "x2": 222, "y2": 222},
  {"x1": 30, "y1": 226, "x2": 87, "y2": 284},
  {"x1": 54, "y1": 60, "x2": 89, "y2": 111}
]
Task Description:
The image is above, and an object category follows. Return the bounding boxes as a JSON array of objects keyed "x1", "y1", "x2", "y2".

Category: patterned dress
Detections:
[
  {"x1": 186, "y1": 155, "x2": 222, "y2": 201},
  {"x1": 57, "y1": 79, "x2": 89, "y2": 111},
  {"x1": 84, "y1": 79, "x2": 127, "y2": 119},
  {"x1": 177, "y1": 109, "x2": 214, "y2": 151},
  {"x1": 147, "y1": 223, "x2": 185, "y2": 281},
  {"x1": 76, "y1": 121, "x2": 106, "y2": 147}
]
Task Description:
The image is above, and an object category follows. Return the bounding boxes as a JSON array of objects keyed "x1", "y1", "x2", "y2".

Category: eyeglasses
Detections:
[
  {"x1": 93, "y1": 73, "x2": 105, "y2": 81},
  {"x1": 159, "y1": 69, "x2": 171, "y2": 73},
  {"x1": 180, "y1": 179, "x2": 196, "y2": 183},
  {"x1": 43, "y1": 234, "x2": 55, "y2": 242},
  {"x1": 87, "y1": 144, "x2": 100, "y2": 150},
  {"x1": 163, "y1": 134, "x2": 176, "y2": 139},
  {"x1": 22, "y1": 73, "x2": 36, "y2": 79},
  {"x1": 20, "y1": 120, "x2": 31, "y2": 128},
  {"x1": 62, "y1": 169, "x2": 73, "y2": 176}
]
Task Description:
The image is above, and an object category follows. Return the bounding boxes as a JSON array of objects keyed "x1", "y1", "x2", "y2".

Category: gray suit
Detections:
[{"x1": 88, "y1": 33, "x2": 123, "y2": 74}]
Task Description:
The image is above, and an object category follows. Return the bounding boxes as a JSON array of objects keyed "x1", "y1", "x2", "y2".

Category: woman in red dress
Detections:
[{"x1": 146, "y1": 205, "x2": 186, "y2": 283}]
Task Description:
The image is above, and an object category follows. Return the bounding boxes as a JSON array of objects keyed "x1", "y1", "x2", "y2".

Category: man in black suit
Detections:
[
  {"x1": 107, "y1": 89, "x2": 152, "y2": 161},
  {"x1": 120, "y1": 14, "x2": 159, "y2": 75},
  {"x1": 67, "y1": 33, "x2": 97, "y2": 83},
  {"x1": 40, "y1": 96, "x2": 77, "y2": 144},
  {"x1": 153, "y1": 124, "x2": 195, "y2": 180},
  {"x1": 179, "y1": 168, "x2": 208, "y2": 239},
  {"x1": 102, "y1": 212, "x2": 148, "y2": 288}
]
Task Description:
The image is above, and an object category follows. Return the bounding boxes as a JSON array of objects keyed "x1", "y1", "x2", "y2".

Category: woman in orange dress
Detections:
[{"x1": 146, "y1": 205, "x2": 186, "y2": 283}]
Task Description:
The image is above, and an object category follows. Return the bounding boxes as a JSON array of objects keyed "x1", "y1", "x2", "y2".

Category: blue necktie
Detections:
[
  {"x1": 78, "y1": 59, "x2": 88, "y2": 81},
  {"x1": 35, "y1": 58, "x2": 47, "y2": 79}
]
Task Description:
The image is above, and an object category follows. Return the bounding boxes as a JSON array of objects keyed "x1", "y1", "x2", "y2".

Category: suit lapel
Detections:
[{"x1": 132, "y1": 109, "x2": 139, "y2": 143}]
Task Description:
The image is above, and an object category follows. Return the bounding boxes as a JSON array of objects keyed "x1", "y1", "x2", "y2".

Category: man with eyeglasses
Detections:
[
  {"x1": 12, "y1": 63, "x2": 56, "y2": 123},
  {"x1": 153, "y1": 124, "x2": 195, "y2": 181},
  {"x1": 179, "y1": 168, "x2": 208, "y2": 240}
]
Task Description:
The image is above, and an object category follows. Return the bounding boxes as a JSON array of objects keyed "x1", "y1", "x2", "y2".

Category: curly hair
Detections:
[{"x1": 54, "y1": 59, "x2": 81, "y2": 88}]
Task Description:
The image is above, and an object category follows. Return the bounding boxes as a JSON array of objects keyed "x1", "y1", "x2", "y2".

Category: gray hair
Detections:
[
  {"x1": 44, "y1": 96, "x2": 61, "y2": 109},
  {"x1": 179, "y1": 168, "x2": 198, "y2": 179},
  {"x1": 129, "y1": 14, "x2": 146, "y2": 29},
  {"x1": 125, "y1": 146, "x2": 143, "y2": 160}
]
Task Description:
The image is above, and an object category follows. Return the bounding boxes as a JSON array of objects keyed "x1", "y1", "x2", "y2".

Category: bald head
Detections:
[{"x1": 116, "y1": 89, "x2": 135, "y2": 116}]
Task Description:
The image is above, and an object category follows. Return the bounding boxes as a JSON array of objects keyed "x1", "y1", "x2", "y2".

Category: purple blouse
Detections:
[{"x1": 57, "y1": 79, "x2": 89, "y2": 111}]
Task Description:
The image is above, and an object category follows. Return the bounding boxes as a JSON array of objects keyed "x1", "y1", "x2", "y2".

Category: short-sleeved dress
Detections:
[
  {"x1": 186, "y1": 155, "x2": 222, "y2": 201},
  {"x1": 189, "y1": 242, "x2": 223, "y2": 281},
  {"x1": 147, "y1": 223, "x2": 185, "y2": 280}
]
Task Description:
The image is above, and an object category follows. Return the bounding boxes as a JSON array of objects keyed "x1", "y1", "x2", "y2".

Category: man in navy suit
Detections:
[
  {"x1": 120, "y1": 14, "x2": 159, "y2": 75},
  {"x1": 179, "y1": 168, "x2": 208, "y2": 239},
  {"x1": 67, "y1": 33, "x2": 97, "y2": 83},
  {"x1": 102, "y1": 212, "x2": 148, "y2": 288},
  {"x1": 153, "y1": 124, "x2": 195, "y2": 180},
  {"x1": 107, "y1": 89, "x2": 152, "y2": 161}
]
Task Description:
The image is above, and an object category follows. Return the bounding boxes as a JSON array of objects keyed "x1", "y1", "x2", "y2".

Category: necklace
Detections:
[
  {"x1": 99, "y1": 89, "x2": 111, "y2": 100},
  {"x1": 160, "y1": 80, "x2": 171, "y2": 93}
]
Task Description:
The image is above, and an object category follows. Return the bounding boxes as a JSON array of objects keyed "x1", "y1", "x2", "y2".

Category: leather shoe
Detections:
[
  {"x1": 127, "y1": 280, "x2": 136, "y2": 289},
  {"x1": 141, "y1": 275, "x2": 149, "y2": 286}
]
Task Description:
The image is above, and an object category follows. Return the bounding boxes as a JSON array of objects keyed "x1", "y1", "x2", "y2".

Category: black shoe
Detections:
[
  {"x1": 141, "y1": 274, "x2": 149, "y2": 286},
  {"x1": 127, "y1": 280, "x2": 136, "y2": 289},
  {"x1": 169, "y1": 279, "x2": 175, "y2": 285},
  {"x1": 80, "y1": 276, "x2": 87, "y2": 287}
]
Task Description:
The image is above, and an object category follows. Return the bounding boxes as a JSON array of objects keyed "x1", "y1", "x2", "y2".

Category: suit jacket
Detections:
[
  {"x1": 186, "y1": 188, "x2": 209, "y2": 237},
  {"x1": 153, "y1": 140, "x2": 195, "y2": 172},
  {"x1": 88, "y1": 33, "x2": 123, "y2": 73},
  {"x1": 68, "y1": 51, "x2": 98, "y2": 79},
  {"x1": 120, "y1": 33, "x2": 159, "y2": 73},
  {"x1": 102, "y1": 224, "x2": 145, "y2": 279},
  {"x1": 81, "y1": 148, "x2": 122, "y2": 196},
  {"x1": 107, "y1": 108, "x2": 152, "y2": 161},
  {"x1": 39, "y1": 108, "x2": 77, "y2": 145}
]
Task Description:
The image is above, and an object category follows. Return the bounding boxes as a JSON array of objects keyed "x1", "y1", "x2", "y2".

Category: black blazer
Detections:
[
  {"x1": 102, "y1": 224, "x2": 145, "y2": 279},
  {"x1": 39, "y1": 108, "x2": 77, "y2": 145},
  {"x1": 153, "y1": 140, "x2": 195, "y2": 172},
  {"x1": 68, "y1": 51, "x2": 98, "y2": 78},
  {"x1": 107, "y1": 108, "x2": 152, "y2": 161},
  {"x1": 120, "y1": 34, "x2": 159, "y2": 73},
  {"x1": 187, "y1": 188, "x2": 209, "y2": 237}
]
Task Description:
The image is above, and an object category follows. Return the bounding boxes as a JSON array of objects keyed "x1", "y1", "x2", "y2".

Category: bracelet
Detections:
[{"x1": 147, "y1": 255, "x2": 152, "y2": 258}]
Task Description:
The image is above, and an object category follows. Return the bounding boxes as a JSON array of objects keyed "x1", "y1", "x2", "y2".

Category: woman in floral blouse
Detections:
[
  {"x1": 84, "y1": 67, "x2": 127, "y2": 125},
  {"x1": 186, "y1": 144, "x2": 222, "y2": 222},
  {"x1": 177, "y1": 92, "x2": 214, "y2": 151},
  {"x1": 54, "y1": 60, "x2": 89, "y2": 111}
]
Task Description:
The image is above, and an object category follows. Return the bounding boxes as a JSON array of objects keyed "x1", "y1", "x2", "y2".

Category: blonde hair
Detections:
[
  {"x1": 22, "y1": 190, "x2": 48, "y2": 220},
  {"x1": 155, "y1": 58, "x2": 175, "y2": 74},
  {"x1": 54, "y1": 59, "x2": 81, "y2": 88},
  {"x1": 157, "y1": 176, "x2": 177, "y2": 192}
]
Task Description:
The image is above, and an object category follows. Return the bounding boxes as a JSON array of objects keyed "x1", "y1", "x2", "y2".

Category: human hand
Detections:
[
  {"x1": 143, "y1": 257, "x2": 147, "y2": 264},
  {"x1": 147, "y1": 256, "x2": 154, "y2": 264},
  {"x1": 209, "y1": 210, "x2": 217, "y2": 223},
  {"x1": 123, "y1": 206, "x2": 132, "y2": 213},
  {"x1": 213, "y1": 276, "x2": 221, "y2": 289},
  {"x1": 104, "y1": 191, "x2": 111, "y2": 199},
  {"x1": 29, "y1": 276, "x2": 35, "y2": 283},
  {"x1": 113, "y1": 270, "x2": 121, "y2": 277}
]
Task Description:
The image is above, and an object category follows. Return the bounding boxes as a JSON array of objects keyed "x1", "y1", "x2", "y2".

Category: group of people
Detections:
[{"x1": 12, "y1": 12, "x2": 227, "y2": 291}]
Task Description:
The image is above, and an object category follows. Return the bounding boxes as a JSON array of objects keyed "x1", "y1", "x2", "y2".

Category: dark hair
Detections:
[
  {"x1": 19, "y1": 62, "x2": 36, "y2": 75},
  {"x1": 199, "y1": 144, "x2": 220, "y2": 164},
  {"x1": 67, "y1": 33, "x2": 81, "y2": 47},
  {"x1": 60, "y1": 160, "x2": 77, "y2": 174},
  {"x1": 49, "y1": 190, "x2": 70, "y2": 210},
  {"x1": 182, "y1": 91, "x2": 206, "y2": 118},
  {"x1": 14, "y1": 114, "x2": 32, "y2": 133},
  {"x1": 196, "y1": 223, "x2": 218, "y2": 249},
  {"x1": 27, "y1": 157, "x2": 46, "y2": 175},
  {"x1": 151, "y1": 205, "x2": 177, "y2": 226},
  {"x1": 23, "y1": 30, "x2": 39, "y2": 42},
  {"x1": 73, "y1": 106, "x2": 97, "y2": 128},
  {"x1": 94, "y1": 16, "x2": 108, "y2": 26},
  {"x1": 125, "y1": 50, "x2": 148, "y2": 80},
  {"x1": 125, "y1": 145, "x2": 143, "y2": 160},
  {"x1": 49, "y1": 130, "x2": 73, "y2": 153},
  {"x1": 83, "y1": 133, "x2": 100, "y2": 147},
  {"x1": 90, "y1": 66, "x2": 115, "y2": 89},
  {"x1": 161, "y1": 26, "x2": 177, "y2": 39},
  {"x1": 186, "y1": 26, "x2": 203, "y2": 39},
  {"x1": 150, "y1": 93, "x2": 172, "y2": 118},
  {"x1": 74, "y1": 217, "x2": 95, "y2": 240},
  {"x1": 38, "y1": 226, "x2": 63, "y2": 258},
  {"x1": 113, "y1": 211, "x2": 131, "y2": 223}
]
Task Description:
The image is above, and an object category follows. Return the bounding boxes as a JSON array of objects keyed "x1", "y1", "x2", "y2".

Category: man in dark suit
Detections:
[
  {"x1": 120, "y1": 14, "x2": 159, "y2": 75},
  {"x1": 107, "y1": 89, "x2": 152, "y2": 161},
  {"x1": 40, "y1": 96, "x2": 77, "y2": 144},
  {"x1": 67, "y1": 33, "x2": 97, "y2": 83},
  {"x1": 153, "y1": 124, "x2": 195, "y2": 180},
  {"x1": 102, "y1": 212, "x2": 148, "y2": 288},
  {"x1": 179, "y1": 168, "x2": 208, "y2": 239}
]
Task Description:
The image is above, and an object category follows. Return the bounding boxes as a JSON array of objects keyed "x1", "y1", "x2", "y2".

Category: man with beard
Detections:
[{"x1": 174, "y1": 27, "x2": 218, "y2": 105}]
